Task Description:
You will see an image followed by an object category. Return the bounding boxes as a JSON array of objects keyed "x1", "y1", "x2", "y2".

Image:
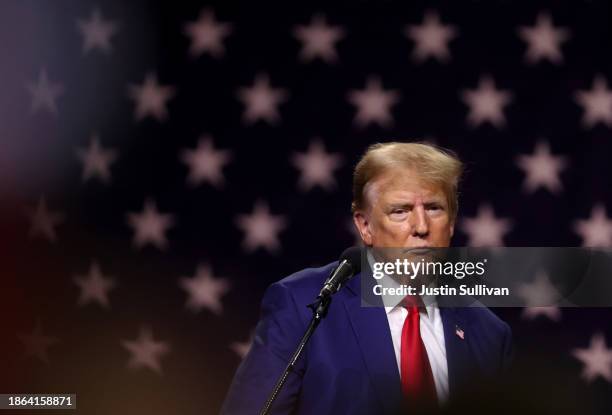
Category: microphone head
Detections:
[{"x1": 339, "y1": 246, "x2": 363, "y2": 275}]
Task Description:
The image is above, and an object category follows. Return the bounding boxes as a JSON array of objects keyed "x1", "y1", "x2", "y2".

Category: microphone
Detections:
[{"x1": 318, "y1": 246, "x2": 362, "y2": 298}]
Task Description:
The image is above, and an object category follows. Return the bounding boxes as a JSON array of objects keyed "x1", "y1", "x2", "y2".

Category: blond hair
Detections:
[{"x1": 351, "y1": 142, "x2": 464, "y2": 219}]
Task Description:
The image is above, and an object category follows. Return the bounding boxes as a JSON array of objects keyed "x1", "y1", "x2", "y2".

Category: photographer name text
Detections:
[{"x1": 373, "y1": 284, "x2": 510, "y2": 297}]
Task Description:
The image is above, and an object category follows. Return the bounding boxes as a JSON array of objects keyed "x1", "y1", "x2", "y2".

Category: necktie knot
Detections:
[{"x1": 401, "y1": 295, "x2": 424, "y2": 310}]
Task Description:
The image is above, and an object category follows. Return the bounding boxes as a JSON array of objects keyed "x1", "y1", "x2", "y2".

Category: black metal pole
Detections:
[{"x1": 259, "y1": 296, "x2": 331, "y2": 415}]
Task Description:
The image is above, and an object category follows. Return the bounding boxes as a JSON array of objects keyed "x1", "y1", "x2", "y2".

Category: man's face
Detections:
[{"x1": 353, "y1": 168, "x2": 454, "y2": 249}]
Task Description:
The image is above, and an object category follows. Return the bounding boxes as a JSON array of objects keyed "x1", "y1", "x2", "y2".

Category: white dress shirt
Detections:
[{"x1": 368, "y1": 252, "x2": 449, "y2": 402}]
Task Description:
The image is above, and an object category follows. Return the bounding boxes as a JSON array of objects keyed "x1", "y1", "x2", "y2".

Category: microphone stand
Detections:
[{"x1": 259, "y1": 295, "x2": 332, "y2": 415}]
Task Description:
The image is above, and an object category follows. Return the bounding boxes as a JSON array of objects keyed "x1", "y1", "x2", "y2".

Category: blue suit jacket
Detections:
[{"x1": 222, "y1": 261, "x2": 513, "y2": 415}]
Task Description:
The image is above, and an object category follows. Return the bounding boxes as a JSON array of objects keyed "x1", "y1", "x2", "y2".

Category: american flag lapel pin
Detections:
[{"x1": 455, "y1": 325, "x2": 465, "y2": 340}]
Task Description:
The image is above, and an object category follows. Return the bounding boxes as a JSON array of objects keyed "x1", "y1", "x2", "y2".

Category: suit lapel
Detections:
[
  {"x1": 341, "y1": 272, "x2": 402, "y2": 414},
  {"x1": 440, "y1": 307, "x2": 472, "y2": 396}
]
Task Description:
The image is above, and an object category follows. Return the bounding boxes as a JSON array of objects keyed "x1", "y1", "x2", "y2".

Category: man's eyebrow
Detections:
[
  {"x1": 387, "y1": 198, "x2": 445, "y2": 208},
  {"x1": 424, "y1": 198, "x2": 445, "y2": 204},
  {"x1": 387, "y1": 202, "x2": 412, "y2": 209}
]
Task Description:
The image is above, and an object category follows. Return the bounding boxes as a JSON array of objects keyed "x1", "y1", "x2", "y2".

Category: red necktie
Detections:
[{"x1": 400, "y1": 297, "x2": 438, "y2": 410}]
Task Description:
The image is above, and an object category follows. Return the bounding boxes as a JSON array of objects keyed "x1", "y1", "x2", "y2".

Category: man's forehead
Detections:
[
  {"x1": 365, "y1": 168, "x2": 445, "y2": 198},
  {"x1": 384, "y1": 189, "x2": 445, "y2": 202}
]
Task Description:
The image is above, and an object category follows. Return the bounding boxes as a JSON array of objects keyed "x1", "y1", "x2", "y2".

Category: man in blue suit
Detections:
[{"x1": 222, "y1": 142, "x2": 513, "y2": 414}]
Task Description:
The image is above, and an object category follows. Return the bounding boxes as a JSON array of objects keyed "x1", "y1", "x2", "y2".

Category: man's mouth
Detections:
[{"x1": 403, "y1": 247, "x2": 432, "y2": 255}]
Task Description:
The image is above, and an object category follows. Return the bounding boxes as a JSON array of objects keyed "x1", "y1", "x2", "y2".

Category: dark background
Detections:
[{"x1": 1, "y1": 0, "x2": 611, "y2": 413}]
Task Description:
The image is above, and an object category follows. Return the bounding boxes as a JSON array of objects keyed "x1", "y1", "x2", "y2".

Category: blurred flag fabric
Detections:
[{"x1": 2, "y1": 0, "x2": 612, "y2": 413}]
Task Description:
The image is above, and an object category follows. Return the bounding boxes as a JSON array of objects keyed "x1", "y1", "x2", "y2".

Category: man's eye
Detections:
[
  {"x1": 427, "y1": 205, "x2": 441, "y2": 211},
  {"x1": 389, "y1": 209, "x2": 407, "y2": 218}
]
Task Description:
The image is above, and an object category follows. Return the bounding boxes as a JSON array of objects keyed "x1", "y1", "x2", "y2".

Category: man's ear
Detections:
[
  {"x1": 449, "y1": 220, "x2": 455, "y2": 238},
  {"x1": 353, "y1": 211, "x2": 373, "y2": 246}
]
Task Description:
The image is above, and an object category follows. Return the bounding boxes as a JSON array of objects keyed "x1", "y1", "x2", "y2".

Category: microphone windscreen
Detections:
[{"x1": 339, "y1": 246, "x2": 363, "y2": 274}]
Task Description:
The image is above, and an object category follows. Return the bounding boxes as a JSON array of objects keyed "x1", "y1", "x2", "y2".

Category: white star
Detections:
[
  {"x1": 26, "y1": 196, "x2": 64, "y2": 242},
  {"x1": 26, "y1": 68, "x2": 64, "y2": 115},
  {"x1": 573, "y1": 204, "x2": 612, "y2": 247},
  {"x1": 293, "y1": 14, "x2": 345, "y2": 63},
  {"x1": 183, "y1": 8, "x2": 232, "y2": 58},
  {"x1": 572, "y1": 332, "x2": 612, "y2": 383},
  {"x1": 75, "y1": 134, "x2": 118, "y2": 184},
  {"x1": 179, "y1": 264, "x2": 231, "y2": 315},
  {"x1": 126, "y1": 199, "x2": 175, "y2": 250},
  {"x1": 76, "y1": 8, "x2": 119, "y2": 54},
  {"x1": 73, "y1": 261, "x2": 116, "y2": 309},
  {"x1": 236, "y1": 201, "x2": 287, "y2": 253},
  {"x1": 517, "y1": 272, "x2": 561, "y2": 321},
  {"x1": 127, "y1": 73, "x2": 175, "y2": 122},
  {"x1": 237, "y1": 74, "x2": 288, "y2": 125},
  {"x1": 292, "y1": 139, "x2": 343, "y2": 191},
  {"x1": 347, "y1": 76, "x2": 400, "y2": 128},
  {"x1": 516, "y1": 141, "x2": 567, "y2": 194},
  {"x1": 575, "y1": 76, "x2": 612, "y2": 128},
  {"x1": 231, "y1": 331, "x2": 254, "y2": 359},
  {"x1": 180, "y1": 136, "x2": 232, "y2": 187},
  {"x1": 461, "y1": 76, "x2": 512, "y2": 128},
  {"x1": 18, "y1": 321, "x2": 59, "y2": 364},
  {"x1": 522, "y1": 306, "x2": 562, "y2": 321},
  {"x1": 460, "y1": 204, "x2": 512, "y2": 247},
  {"x1": 405, "y1": 10, "x2": 458, "y2": 63},
  {"x1": 518, "y1": 12, "x2": 570, "y2": 64},
  {"x1": 122, "y1": 327, "x2": 170, "y2": 374}
]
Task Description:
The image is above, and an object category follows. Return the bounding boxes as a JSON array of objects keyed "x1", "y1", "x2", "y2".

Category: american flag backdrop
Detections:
[{"x1": 2, "y1": 0, "x2": 612, "y2": 413}]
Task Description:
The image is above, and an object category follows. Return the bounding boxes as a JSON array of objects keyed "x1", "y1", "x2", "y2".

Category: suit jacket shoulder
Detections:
[{"x1": 272, "y1": 261, "x2": 337, "y2": 294}]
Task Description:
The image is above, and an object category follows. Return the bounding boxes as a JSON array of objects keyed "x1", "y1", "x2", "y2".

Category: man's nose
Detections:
[{"x1": 410, "y1": 206, "x2": 429, "y2": 237}]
